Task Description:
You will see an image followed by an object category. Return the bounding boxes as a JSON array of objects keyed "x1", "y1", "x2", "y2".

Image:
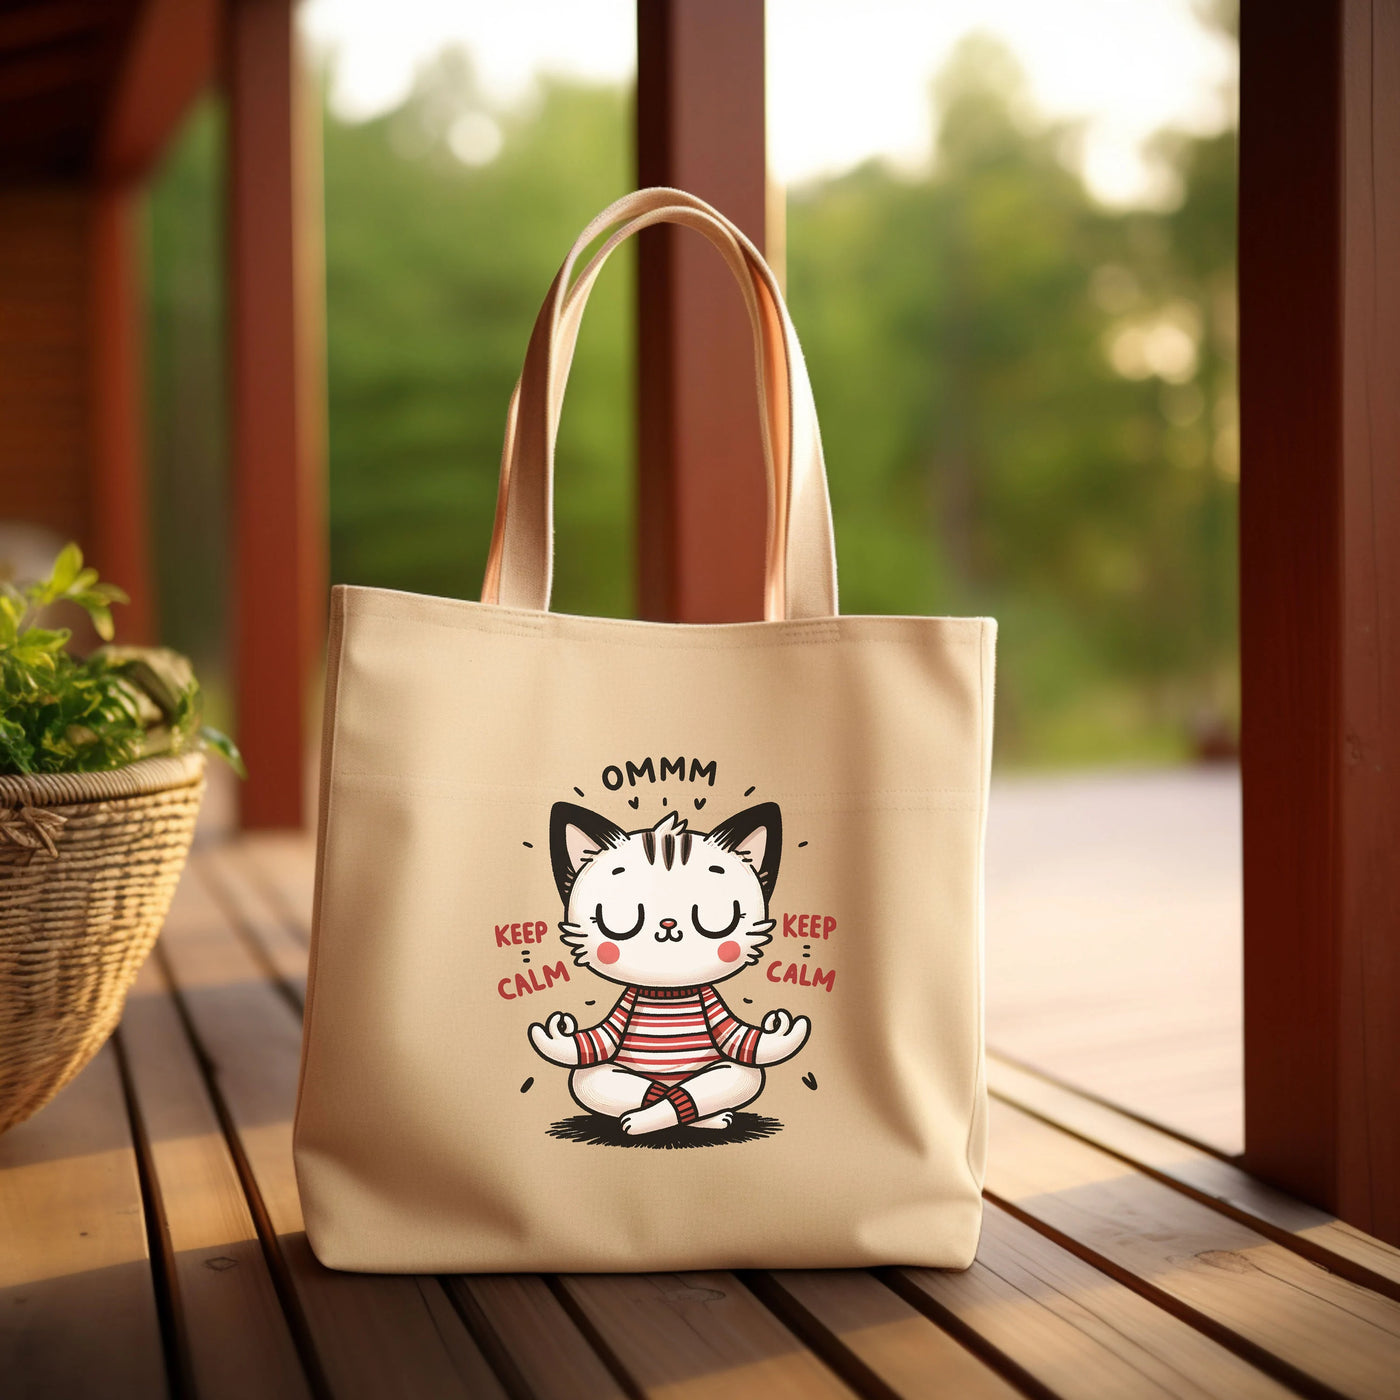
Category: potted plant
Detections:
[{"x1": 0, "y1": 544, "x2": 242, "y2": 1132}]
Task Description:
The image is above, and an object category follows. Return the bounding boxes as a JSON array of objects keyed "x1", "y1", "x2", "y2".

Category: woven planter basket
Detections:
[{"x1": 0, "y1": 752, "x2": 205, "y2": 1133}]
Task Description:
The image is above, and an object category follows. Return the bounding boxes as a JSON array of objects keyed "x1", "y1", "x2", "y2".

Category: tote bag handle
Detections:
[{"x1": 481, "y1": 188, "x2": 839, "y2": 621}]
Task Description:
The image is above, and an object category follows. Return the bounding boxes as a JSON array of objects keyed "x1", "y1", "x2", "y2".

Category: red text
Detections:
[
  {"x1": 497, "y1": 963, "x2": 570, "y2": 999},
  {"x1": 766, "y1": 960, "x2": 836, "y2": 992},
  {"x1": 782, "y1": 912, "x2": 837, "y2": 939},
  {"x1": 497, "y1": 920, "x2": 550, "y2": 948}
]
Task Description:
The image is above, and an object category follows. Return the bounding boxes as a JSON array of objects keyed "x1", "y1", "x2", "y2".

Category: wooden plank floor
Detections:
[
  {"x1": 985, "y1": 768, "x2": 1244, "y2": 1154},
  {"x1": 4, "y1": 834, "x2": 1399, "y2": 1400}
]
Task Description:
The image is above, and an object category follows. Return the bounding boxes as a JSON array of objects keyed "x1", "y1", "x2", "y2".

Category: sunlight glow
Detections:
[
  {"x1": 301, "y1": 0, "x2": 1236, "y2": 207},
  {"x1": 449, "y1": 111, "x2": 504, "y2": 166}
]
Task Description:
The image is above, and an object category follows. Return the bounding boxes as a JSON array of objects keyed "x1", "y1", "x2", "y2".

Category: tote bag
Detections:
[{"x1": 294, "y1": 188, "x2": 997, "y2": 1273}]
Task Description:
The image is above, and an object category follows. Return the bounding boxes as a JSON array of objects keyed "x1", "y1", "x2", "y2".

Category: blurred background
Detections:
[
  {"x1": 150, "y1": 0, "x2": 1239, "y2": 772},
  {"x1": 8, "y1": 0, "x2": 1244, "y2": 1151}
]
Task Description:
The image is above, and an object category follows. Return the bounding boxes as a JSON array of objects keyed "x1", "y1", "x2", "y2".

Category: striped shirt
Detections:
[{"x1": 573, "y1": 985, "x2": 762, "y2": 1084}]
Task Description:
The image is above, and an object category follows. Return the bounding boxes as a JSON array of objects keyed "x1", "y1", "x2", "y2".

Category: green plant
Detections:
[{"x1": 0, "y1": 543, "x2": 244, "y2": 777}]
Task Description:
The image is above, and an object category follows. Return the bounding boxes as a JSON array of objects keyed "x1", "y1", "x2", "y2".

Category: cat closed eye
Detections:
[
  {"x1": 692, "y1": 900, "x2": 742, "y2": 938},
  {"x1": 594, "y1": 902, "x2": 645, "y2": 939}
]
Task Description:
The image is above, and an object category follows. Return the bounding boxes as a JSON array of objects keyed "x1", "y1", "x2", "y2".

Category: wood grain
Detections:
[
  {"x1": 157, "y1": 860, "x2": 505, "y2": 1399},
  {"x1": 636, "y1": 0, "x2": 770, "y2": 623},
  {"x1": 227, "y1": 0, "x2": 326, "y2": 829},
  {"x1": 1239, "y1": 0, "x2": 1400, "y2": 1245},
  {"x1": 20, "y1": 837, "x2": 1380, "y2": 1400},
  {"x1": 753, "y1": 1268, "x2": 1023, "y2": 1399},
  {"x1": 988, "y1": 1098, "x2": 1400, "y2": 1397},
  {"x1": 0, "y1": 188, "x2": 91, "y2": 544},
  {"x1": 118, "y1": 953, "x2": 311, "y2": 1399},
  {"x1": 445, "y1": 1274, "x2": 629, "y2": 1400},
  {"x1": 199, "y1": 843, "x2": 310, "y2": 1002},
  {"x1": 989, "y1": 1055, "x2": 1400, "y2": 1300},
  {"x1": 236, "y1": 832, "x2": 317, "y2": 942},
  {"x1": 985, "y1": 769, "x2": 1243, "y2": 1156},
  {"x1": 560, "y1": 1271, "x2": 854, "y2": 1399},
  {"x1": 897, "y1": 1204, "x2": 1292, "y2": 1400},
  {"x1": 0, "y1": 1046, "x2": 166, "y2": 1400}
]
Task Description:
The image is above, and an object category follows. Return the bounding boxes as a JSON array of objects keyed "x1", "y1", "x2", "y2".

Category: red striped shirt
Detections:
[{"x1": 573, "y1": 985, "x2": 762, "y2": 1084}]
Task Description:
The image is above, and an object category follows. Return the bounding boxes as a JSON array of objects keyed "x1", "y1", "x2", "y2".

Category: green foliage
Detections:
[
  {"x1": 786, "y1": 36, "x2": 1238, "y2": 762},
  {"x1": 145, "y1": 34, "x2": 1238, "y2": 769},
  {"x1": 0, "y1": 546, "x2": 245, "y2": 777},
  {"x1": 321, "y1": 52, "x2": 635, "y2": 618}
]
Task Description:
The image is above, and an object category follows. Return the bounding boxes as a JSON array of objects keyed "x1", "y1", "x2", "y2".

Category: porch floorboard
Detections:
[{"x1": 3, "y1": 832, "x2": 1397, "y2": 1399}]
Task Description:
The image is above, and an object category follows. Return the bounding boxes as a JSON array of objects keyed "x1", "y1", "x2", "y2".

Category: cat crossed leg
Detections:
[
  {"x1": 570, "y1": 1064, "x2": 652, "y2": 1116},
  {"x1": 570, "y1": 1062, "x2": 765, "y2": 1134},
  {"x1": 630, "y1": 1063, "x2": 765, "y2": 1136},
  {"x1": 670, "y1": 1063, "x2": 764, "y2": 1131}
]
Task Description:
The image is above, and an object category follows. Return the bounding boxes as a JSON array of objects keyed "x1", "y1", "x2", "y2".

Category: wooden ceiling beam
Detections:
[
  {"x1": 0, "y1": 44, "x2": 108, "y2": 103},
  {"x1": 0, "y1": 2, "x2": 114, "y2": 56},
  {"x1": 96, "y1": 0, "x2": 218, "y2": 185}
]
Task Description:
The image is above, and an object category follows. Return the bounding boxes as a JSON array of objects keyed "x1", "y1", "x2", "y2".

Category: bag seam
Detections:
[
  {"x1": 294, "y1": 589, "x2": 349, "y2": 1131},
  {"x1": 964, "y1": 617, "x2": 994, "y2": 1191}
]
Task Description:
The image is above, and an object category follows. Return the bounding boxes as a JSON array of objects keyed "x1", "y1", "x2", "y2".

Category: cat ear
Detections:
[
  {"x1": 550, "y1": 802, "x2": 626, "y2": 903},
  {"x1": 707, "y1": 802, "x2": 782, "y2": 900}
]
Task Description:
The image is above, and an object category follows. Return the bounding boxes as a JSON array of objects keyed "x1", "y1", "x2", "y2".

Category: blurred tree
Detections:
[
  {"x1": 321, "y1": 50, "x2": 635, "y2": 618},
  {"x1": 145, "y1": 33, "x2": 1237, "y2": 768},
  {"x1": 787, "y1": 33, "x2": 1237, "y2": 762}
]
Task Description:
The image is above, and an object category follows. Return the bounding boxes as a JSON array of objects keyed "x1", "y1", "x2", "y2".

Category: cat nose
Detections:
[{"x1": 660, "y1": 918, "x2": 677, "y2": 929}]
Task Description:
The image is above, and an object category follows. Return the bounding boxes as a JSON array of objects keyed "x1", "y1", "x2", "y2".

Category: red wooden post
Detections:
[
  {"x1": 98, "y1": 0, "x2": 219, "y2": 187},
  {"x1": 1240, "y1": 0, "x2": 1400, "y2": 1243},
  {"x1": 226, "y1": 0, "x2": 326, "y2": 829},
  {"x1": 88, "y1": 0, "x2": 219, "y2": 645},
  {"x1": 89, "y1": 182, "x2": 154, "y2": 644},
  {"x1": 635, "y1": 0, "x2": 768, "y2": 622}
]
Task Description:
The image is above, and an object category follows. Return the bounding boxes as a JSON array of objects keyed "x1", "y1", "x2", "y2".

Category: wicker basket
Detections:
[{"x1": 0, "y1": 752, "x2": 205, "y2": 1133}]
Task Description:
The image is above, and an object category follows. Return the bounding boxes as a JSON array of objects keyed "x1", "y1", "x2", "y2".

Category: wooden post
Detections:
[
  {"x1": 226, "y1": 0, "x2": 326, "y2": 829},
  {"x1": 1240, "y1": 0, "x2": 1400, "y2": 1243},
  {"x1": 87, "y1": 0, "x2": 219, "y2": 646},
  {"x1": 89, "y1": 182, "x2": 154, "y2": 644},
  {"x1": 635, "y1": 0, "x2": 768, "y2": 622}
]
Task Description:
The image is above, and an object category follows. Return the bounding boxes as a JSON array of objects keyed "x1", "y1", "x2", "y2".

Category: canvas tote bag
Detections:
[{"x1": 295, "y1": 188, "x2": 997, "y2": 1273}]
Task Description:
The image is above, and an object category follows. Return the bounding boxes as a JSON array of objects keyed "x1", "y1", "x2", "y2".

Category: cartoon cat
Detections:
[{"x1": 528, "y1": 802, "x2": 811, "y2": 1136}]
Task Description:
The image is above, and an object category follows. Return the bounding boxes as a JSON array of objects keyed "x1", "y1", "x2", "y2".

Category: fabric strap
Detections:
[{"x1": 481, "y1": 188, "x2": 839, "y2": 621}]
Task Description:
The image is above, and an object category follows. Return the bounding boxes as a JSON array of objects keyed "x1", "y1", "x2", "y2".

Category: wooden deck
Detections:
[
  {"x1": 5, "y1": 832, "x2": 1400, "y2": 1399},
  {"x1": 986, "y1": 768, "x2": 1244, "y2": 1154}
]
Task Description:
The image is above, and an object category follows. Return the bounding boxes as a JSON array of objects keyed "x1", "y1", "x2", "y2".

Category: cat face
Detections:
[{"x1": 549, "y1": 803, "x2": 781, "y2": 988}]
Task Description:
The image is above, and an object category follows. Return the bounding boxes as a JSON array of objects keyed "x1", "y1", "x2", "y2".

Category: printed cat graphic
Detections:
[{"x1": 528, "y1": 802, "x2": 810, "y2": 1135}]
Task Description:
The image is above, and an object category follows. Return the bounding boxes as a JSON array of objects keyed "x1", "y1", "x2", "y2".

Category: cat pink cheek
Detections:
[
  {"x1": 596, "y1": 941, "x2": 620, "y2": 965},
  {"x1": 717, "y1": 940, "x2": 742, "y2": 963}
]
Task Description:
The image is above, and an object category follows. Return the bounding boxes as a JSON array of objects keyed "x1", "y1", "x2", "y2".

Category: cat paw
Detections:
[
  {"x1": 691, "y1": 1112, "x2": 734, "y2": 1130},
  {"x1": 620, "y1": 1104, "x2": 676, "y2": 1135},
  {"x1": 755, "y1": 1009, "x2": 811, "y2": 1065},
  {"x1": 528, "y1": 1012, "x2": 580, "y2": 1065}
]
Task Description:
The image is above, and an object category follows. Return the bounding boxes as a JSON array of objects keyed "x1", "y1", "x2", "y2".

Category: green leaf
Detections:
[
  {"x1": 14, "y1": 628, "x2": 70, "y2": 655},
  {"x1": 93, "y1": 646, "x2": 196, "y2": 719},
  {"x1": 0, "y1": 596, "x2": 18, "y2": 648},
  {"x1": 49, "y1": 542, "x2": 83, "y2": 594},
  {"x1": 200, "y1": 725, "x2": 247, "y2": 778},
  {"x1": 0, "y1": 548, "x2": 236, "y2": 772}
]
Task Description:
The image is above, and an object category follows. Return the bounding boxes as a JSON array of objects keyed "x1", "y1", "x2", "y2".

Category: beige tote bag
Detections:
[{"x1": 295, "y1": 188, "x2": 996, "y2": 1273}]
